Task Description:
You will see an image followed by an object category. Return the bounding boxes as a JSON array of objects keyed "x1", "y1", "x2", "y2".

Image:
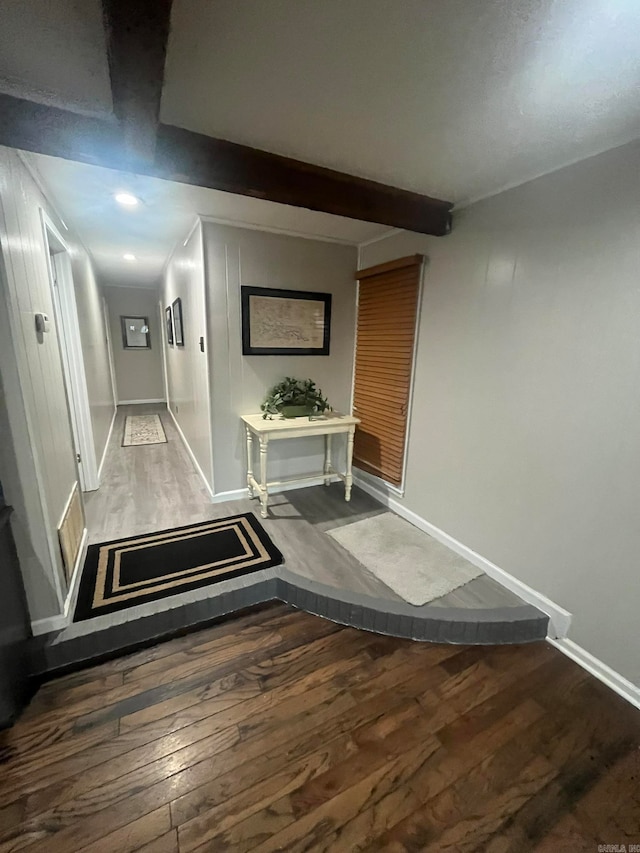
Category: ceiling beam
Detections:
[
  {"x1": 102, "y1": 0, "x2": 173, "y2": 165},
  {"x1": 0, "y1": 94, "x2": 453, "y2": 235},
  {"x1": 154, "y1": 125, "x2": 453, "y2": 235},
  {"x1": 0, "y1": 94, "x2": 124, "y2": 166}
]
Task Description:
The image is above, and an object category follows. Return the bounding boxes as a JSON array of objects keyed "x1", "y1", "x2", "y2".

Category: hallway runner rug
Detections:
[
  {"x1": 74, "y1": 513, "x2": 283, "y2": 621},
  {"x1": 122, "y1": 414, "x2": 167, "y2": 446}
]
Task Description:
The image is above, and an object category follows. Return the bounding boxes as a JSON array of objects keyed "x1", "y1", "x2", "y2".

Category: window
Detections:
[{"x1": 352, "y1": 255, "x2": 423, "y2": 487}]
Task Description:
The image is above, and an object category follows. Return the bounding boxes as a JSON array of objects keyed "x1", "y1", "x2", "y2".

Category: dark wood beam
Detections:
[
  {"x1": 0, "y1": 94, "x2": 124, "y2": 166},
  {"x1": 0, "y1": 94, "x2": 453, "y2": 235},
  {"x1": 102, "y1": 0, "x2": 173, "y2": 165},
  {"x1": 154, "y1": 125, "x2": 453, "y2": 235}
]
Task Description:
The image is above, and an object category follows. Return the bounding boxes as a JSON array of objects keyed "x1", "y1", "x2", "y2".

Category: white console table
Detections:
[{"x1": 241, "y1": 412, "x2": 360, "y2": 518}]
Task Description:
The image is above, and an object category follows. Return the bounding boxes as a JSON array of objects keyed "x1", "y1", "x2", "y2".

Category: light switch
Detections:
[{"x1": 34, "y1": 313, "x2": 50, "y2": 334}]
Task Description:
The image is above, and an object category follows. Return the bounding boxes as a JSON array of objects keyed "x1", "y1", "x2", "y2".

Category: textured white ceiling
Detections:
[
  {"x1": 2, "y1": 1, "x2": 639, "y2": 211},
  {"x1": 27, "y1": 153, "x2": 388, "y2": 287},
  {"x1": 161, "y1": 0, "x2": 640, "y2": 204},
  {"x1": 0, "y1": 0, "x2": 112, "y2": 116}
]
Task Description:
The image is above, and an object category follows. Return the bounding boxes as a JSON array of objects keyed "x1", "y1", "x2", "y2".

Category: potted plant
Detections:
[{"x1": 261, "y1": 377, "x2": 332, "y2": 419}]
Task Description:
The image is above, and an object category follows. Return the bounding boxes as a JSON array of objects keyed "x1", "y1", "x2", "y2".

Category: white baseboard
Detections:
[
  {"x1": 212, "y1": 475, "x2": 340, "y2": 504},
  {"x1": 117, "y1": 398, "x2": 166, "y2": 405},
  {"x1": 548, "y1": 638, "x2": 640, "y2": 711},
  {"x1": 211, "y1": 488, "x2": 246, "y2": 504},
  {"x1": 97, "y1": 407, "x2": 117, "y2": 480},
  {"x1": 353, "y1": 472, "x2": 572, "y2": 639},
  {"x1": 31, "y1": 526, "x2": 87, "y2": 636},
  {"x1": 167, "y1": 407, "x2": 214, "y2": 499},
  {"x1": 31, "y1": 613, "x2": 68, "y2": 636},
  {"x1": 352, "y1": 466, "x2": 406, "y2": 498}
]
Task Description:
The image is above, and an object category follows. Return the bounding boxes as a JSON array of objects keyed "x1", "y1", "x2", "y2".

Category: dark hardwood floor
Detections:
[{"x1": 0, "y1": 604, "x2": 638, "y2": 852}]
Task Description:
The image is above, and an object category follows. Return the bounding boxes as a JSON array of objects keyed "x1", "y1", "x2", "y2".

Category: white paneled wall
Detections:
[
  {"x1": 202, "y1": 223, "x2": 357, "y2": 495},
  {"x1": 360, "y1": 140, "x2": 640, "y2": 687},
  {"x1": 162, "y1": 223, "x2": 213, "y2": 491},
  {"x1": 0, "y1": 147, "x2": 77, "y2": 619},
  {"x1": 71, "y1": 251, "x2": 115, "y2": 467}
]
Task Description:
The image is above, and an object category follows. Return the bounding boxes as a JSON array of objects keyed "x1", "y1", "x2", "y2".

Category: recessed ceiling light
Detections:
[
  {"x1": 114, "y1": 192, "x2": 139, "y2": 207},
  {"x1": 123, "y1": 253, "x2": 136, "y2": 261}
]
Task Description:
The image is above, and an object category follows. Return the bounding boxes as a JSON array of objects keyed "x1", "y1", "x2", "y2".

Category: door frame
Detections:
[
  {"x1": 40, "y1": 211, "x2": 100, "y2": 492},
  {"x1": 102, "y1": 295, "x2": 118, "y2": 410}
]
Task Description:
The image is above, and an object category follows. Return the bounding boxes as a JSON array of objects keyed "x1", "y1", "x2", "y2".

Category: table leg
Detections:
[
  {"x1": 245, "y1": 426, "x2": 255, "y2": 498},
  {"x1": 259, "y1": 435, "x2": 269, "y2": 518},
  {"x1": 345, "y1": 427, "x2": 354, "y2": 501},
  {"x1": 324, "y1": 433, "x2": 332, "y2": 486}
]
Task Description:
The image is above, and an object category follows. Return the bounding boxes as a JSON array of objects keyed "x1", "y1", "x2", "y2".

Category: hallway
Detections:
[{"x1": 85, "y1": 404, "x2": 213, "y2": 545}]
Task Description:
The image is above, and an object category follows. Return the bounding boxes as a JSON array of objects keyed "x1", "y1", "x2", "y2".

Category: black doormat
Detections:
[{"x1": 74, "y1": 513, "x2": 283, "y2": 622}]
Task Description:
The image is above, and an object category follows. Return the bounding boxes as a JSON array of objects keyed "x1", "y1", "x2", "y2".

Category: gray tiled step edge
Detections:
[
  {"x1": 29, "y1": 567, "x2": 548, "y2": 680},
  {"x1": 275, "y1": 567, "x2": 548, "y2": 645}
]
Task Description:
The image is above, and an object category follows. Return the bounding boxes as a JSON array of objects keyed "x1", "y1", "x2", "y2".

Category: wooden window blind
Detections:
[{"x1": 352, "y1": 254, "x2": 423, "y2": 487}]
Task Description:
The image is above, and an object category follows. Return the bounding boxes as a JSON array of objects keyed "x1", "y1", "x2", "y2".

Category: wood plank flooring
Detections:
[{"x1": 2, "y1": 604, "x2": 639, "y2": 851}]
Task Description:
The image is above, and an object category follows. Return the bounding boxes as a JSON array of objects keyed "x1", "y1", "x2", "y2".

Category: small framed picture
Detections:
[
  {"x1": 165, "y1": 306, "x2": 174, "y2": 346},
  {"x1": 241, "y1": 286, "x2": 331, "y2": 356},
  {"x1": 172, "y1": 297, "x2": 184, "y2": 346},
  {"x1": 121, "y1": 316, "x2": 151, "y2": 349},
  {"x1": 164, "y1": 305, "x2": 173, "y2": 346}
]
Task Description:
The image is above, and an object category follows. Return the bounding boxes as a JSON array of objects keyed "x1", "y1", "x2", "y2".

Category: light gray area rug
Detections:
[
  {"x1": 122, "y1": 414, "x2": 167, "y2": 447},
  {"x1": 328, "y1": 512, "x2": 483, "y2": 606}
]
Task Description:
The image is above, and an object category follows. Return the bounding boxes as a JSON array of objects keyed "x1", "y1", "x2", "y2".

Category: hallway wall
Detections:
[
  {"x1": 0, "y1": 146, "x2": 79, "y2": 620},
  {"x1": 202, "y1": 222, "x2": 358, "y2": 495},
  {"x1": 162, "y1": 223, "x2": 212, "y2": 491},
  {"x1": 103, "y1": 285, "x2": 165, "y2": 404},
  {"x1": 359, "y1": 140, "x2": 640, "y2": 688},
  {"x1": 71, "y1": 251, "x2": 115, "y2": 468}
]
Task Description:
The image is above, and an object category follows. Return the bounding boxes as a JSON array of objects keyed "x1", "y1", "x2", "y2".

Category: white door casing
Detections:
[{"x1": 41, "y1": 211, "x2": 99, "y2": 492}]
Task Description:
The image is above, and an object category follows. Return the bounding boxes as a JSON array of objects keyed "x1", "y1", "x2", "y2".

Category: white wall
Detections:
[
  {"x1": 162, "y1": 223, "x2": 213, "y2": 490},
  {"x1": 0, "y1": 147, "x2": 78, "y2": 620},
  {"x1": 202, "y1": 222, "x2": 358, "y2": 495},
  {"x1": 71, "y1": 251, "x2": 115, "y2": 465},
  {"x1": 360, "y1": 140, "x2": 640, "y2": 687},
  {"x1": 103, "y1": 285, "x2": 165, "y2": 403}
]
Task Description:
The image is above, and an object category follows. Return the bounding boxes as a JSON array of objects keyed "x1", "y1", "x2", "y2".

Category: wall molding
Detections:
[
  {"x1": 101, "y1": 281, "x2": 159, "y2": 290},
  {"x1": 198, "y1": 214, "x2": 360, "y2": 246},
  {"x1": 454, "y1": 130, "x2": 640, "y2": 212},
  {"x1": 117, "y1": 398, "x2": 166, "y2": 405},
  {"x1": 548, "y1": 638, "x2": 640, "y2": 711},
  {"x1": 357, "y1": 227, "x2": 403, "y2": 248},
  {"x1": 167, "y1": 406, "x2": 214, "y2": 499},
  {"x1": 353, "y1": 467, "x2": 405, "y2": 498},
  {"x1": 353, "y1": 472, "x2": 572, "y2": 639},
  {"x1": 211, "y1": 488, "x2": 249, "y2": 504},
  {"x1": 97, "y1": 406, "x2": 117, "y2": 480},
  {"x1": 31, "y1": 526, "x2": 87, "y2": 636},
  {"x1": 211, "y1": 475, "x2": 340, "y2": 505}
]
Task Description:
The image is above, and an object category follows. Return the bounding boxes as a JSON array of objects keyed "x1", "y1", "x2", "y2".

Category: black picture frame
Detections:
[
  {"x1": 241, "y1": 286, "x2": 331, "y2": 356},
  {"x1": 120, "y1": 315, "x2": 151, "y2": 349},
  {"x1": 165, "y1": 306, "x2": 174, "y2": 346},
  {"x1": 172, "y1": 297, "x2": 184, "y2": 346}
]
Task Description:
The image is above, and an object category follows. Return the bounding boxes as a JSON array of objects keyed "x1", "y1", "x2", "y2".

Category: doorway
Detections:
[{"x1": 41, "y1": 212, "x2": 99, "y2": 492}]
